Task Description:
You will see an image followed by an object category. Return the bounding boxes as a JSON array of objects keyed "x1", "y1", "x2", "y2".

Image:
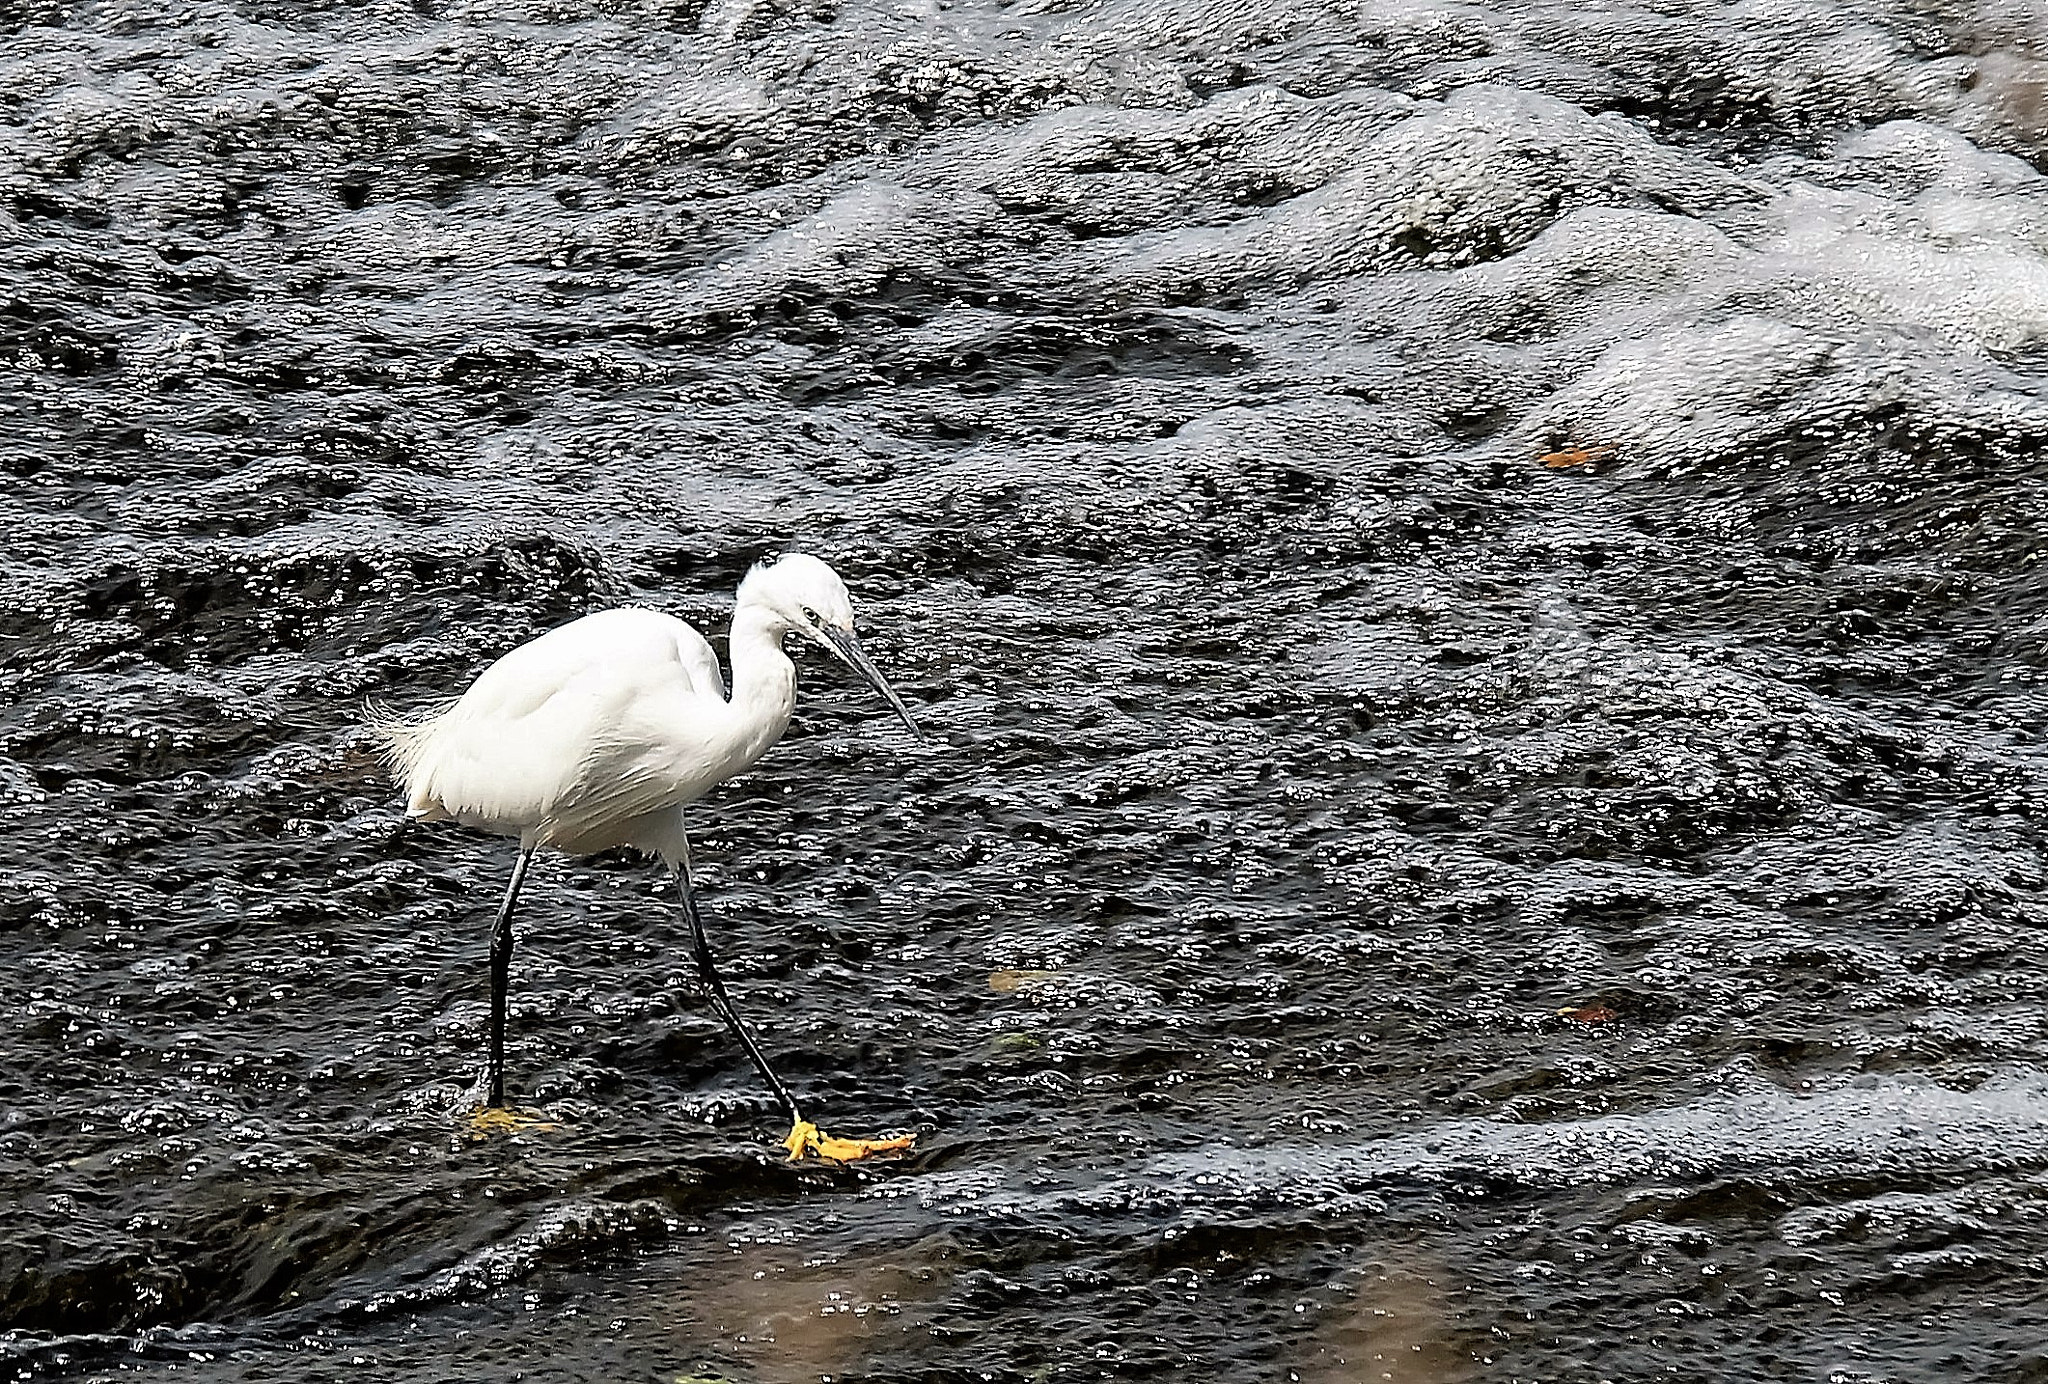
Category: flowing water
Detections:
[{"x1": 6, "y1": 0, "x2": 2048, "y2": 1378}]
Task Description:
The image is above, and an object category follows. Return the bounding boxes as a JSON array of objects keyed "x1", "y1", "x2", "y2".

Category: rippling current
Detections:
[{"x1": 6, "y1": 0, "x2": 2048, "y2": 1378}]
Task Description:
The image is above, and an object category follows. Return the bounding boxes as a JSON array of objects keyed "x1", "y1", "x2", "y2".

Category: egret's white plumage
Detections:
[
  {"x1": 371, "y1": 553, "x2": 921, "y2": 1159},
  {"x1": 378, "y1": 606, "x2": 750, "y2": 860},
  {"x1": 373, "y1": 554, "x2": 908, "y2": 860}
]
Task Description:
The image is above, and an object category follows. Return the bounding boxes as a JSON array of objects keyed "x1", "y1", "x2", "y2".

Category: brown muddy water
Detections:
[{"x1": 6, "y1": 0, "x2": 2048, "y2": 1379}]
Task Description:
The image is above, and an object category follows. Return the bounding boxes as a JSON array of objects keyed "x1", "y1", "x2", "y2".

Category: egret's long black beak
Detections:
[{"x1": 817, "y1": 626, "x2": 922, "y2": 738}]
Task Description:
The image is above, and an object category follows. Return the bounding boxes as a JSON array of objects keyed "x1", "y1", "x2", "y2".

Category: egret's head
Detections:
[
  {"x1": 740, "y1": 553, "x2": 921, "y2": 737},
  {"x1": 743, "y1": 552, "x2": 856, "y2": 636}
]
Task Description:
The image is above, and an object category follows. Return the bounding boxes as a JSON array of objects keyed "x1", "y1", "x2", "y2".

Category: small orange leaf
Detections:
[
  {"x1": 989, "y1": 969, "x2": 1060, "y2": 994},
  {"x1": 1540, "y1": 443, "x2": 1616, "y2": 469}
]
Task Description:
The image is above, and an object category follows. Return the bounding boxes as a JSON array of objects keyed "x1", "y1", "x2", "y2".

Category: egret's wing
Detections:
[
  {"x1": 395, "y1": 607, "x2": 724, "y2": 833},
  {"x1": 671, "y1": 621, "x2": 726, "y2": 699},
  {"x1": 548, "y1": 738, "x2": 693, "y2": 837},
  {"x1": 401, "y1": 666, "x2": 613, "y2": 829},
  {"x1": 546, "y1": 669, "x2": 721, "y2": 831}
]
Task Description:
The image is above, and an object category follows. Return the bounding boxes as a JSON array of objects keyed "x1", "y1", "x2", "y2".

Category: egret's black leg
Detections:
[
  {"x1": 487, "y1": 844, "x2": 536, "y2": 1108},
  {"x1": 675, "y1": 854, "x2": 805, "y2": 1125}
]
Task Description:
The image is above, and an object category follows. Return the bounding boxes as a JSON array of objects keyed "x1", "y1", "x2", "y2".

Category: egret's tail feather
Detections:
[{"x1": 362, "y1": 697, "x2": 456, "y2": 792}]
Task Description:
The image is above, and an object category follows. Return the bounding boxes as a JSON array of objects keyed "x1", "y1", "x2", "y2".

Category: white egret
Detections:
[{"x1": 370, "y1": 553, "x2": 922, "y2": 1162}]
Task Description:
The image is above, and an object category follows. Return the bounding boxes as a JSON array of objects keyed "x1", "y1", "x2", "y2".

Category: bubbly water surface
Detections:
[{"x1": 5, "y1": 0, "x2": 2048, "y2": 1379}]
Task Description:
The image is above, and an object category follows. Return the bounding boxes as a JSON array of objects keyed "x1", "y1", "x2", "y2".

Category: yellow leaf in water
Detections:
[{"x1": 988, "y1": 968, "x2": 1061, "y2": 994}]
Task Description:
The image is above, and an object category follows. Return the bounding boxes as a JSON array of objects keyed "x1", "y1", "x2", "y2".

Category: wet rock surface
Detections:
[{"x1": 4, "y1": 0, "x2": 2048, "y2": 1378}]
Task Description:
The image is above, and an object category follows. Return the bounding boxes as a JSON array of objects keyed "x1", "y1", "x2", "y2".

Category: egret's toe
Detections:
[{"x1": 782, "y1": 1117, "x2": 915, "y2": 1163}]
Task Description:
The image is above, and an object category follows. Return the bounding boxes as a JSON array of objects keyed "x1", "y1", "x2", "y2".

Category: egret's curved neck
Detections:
[{"x1": 725, "y1": 601, "x2": 797, "y2": 759}]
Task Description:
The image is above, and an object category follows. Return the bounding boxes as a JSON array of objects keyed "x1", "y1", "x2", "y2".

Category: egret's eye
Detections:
[{"x1": 800, "y1": 605, "x2": 821, "y2": 625}]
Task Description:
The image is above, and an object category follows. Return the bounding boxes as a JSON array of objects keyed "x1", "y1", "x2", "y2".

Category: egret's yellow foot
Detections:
[
  {"x1": 464, "y1": 1105, "x2": 561, "y2": 1139},
  {"x1": 782, "y1": 1118, "x2": 916, "y2": 1163}
]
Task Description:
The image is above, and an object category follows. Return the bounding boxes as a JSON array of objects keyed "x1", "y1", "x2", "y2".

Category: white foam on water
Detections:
[{"x1": 885, "y1": 1072, "x2": 2048, "y2": 1221}]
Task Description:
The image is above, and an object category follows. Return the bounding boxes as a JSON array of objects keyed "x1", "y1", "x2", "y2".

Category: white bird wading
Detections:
[{"x1": 371, "y1": 553, "x2": 922, "y2": 1162}]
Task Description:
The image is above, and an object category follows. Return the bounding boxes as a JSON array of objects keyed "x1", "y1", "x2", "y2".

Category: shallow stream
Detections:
[{"x1": 5, "y1": 0, "x2": 2048, "y2": 1379}]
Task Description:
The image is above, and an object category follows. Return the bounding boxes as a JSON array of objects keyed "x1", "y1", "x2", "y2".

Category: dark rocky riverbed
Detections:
[{"x1": 5, "y1": 0, "x2": 2048, "y2": 1379}]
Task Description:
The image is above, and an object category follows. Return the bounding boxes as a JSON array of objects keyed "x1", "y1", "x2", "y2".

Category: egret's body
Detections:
[
  {"x1": 373, "y1": 555, "x2": 920, "y2": 1160},
  {"x1": 386, "y1": 606, "x2": 780, "y2": 860}
]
